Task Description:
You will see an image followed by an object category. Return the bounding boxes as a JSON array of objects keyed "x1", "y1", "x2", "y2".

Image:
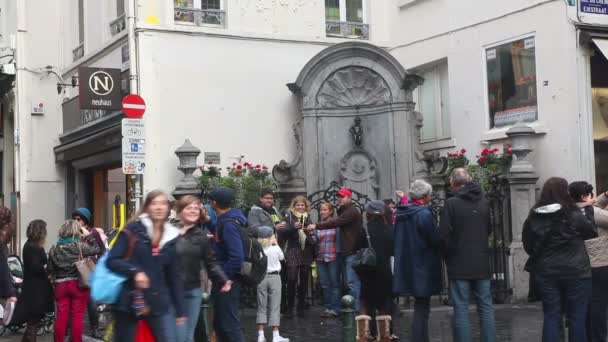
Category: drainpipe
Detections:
[
  {"x1": 12, "y1": 0, "x2": 25, "y2": 251},
  {"x1": 127, "y1": 0, "x2": 143, "y2": 212}
]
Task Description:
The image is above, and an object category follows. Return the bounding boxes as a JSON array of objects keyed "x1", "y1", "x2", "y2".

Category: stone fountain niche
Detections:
[{"x1": 274, "y1": 42, "x2": 426, "y2": 202}]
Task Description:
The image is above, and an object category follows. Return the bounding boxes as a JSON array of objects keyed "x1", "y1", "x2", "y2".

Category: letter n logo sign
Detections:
[{"x1": 89, "y1": 71, "x2": 114, "y2": 96}]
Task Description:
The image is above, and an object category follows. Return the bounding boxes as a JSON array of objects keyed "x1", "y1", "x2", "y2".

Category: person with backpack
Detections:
[{"x1": 210, "y1": 187, "x2": 246, "y2": 342}]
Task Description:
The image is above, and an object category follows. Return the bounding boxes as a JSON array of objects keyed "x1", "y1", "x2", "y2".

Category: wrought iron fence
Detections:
[
  {"x1": 110, "y1": 14, "x2": 126, "y2": 36},
  {"x1": 72, "y1": 43, "x2": 84, "y2": 62},
  {"x1": 174, "y1": 7, "x2": 226, "y2": 27},
  {"x1": 326, "y1": 20, "x2": 369, "y2": 40}
]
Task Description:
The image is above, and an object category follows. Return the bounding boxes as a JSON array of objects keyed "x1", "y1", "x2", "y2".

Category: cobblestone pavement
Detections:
[{"x1": 0, "y1": 304, "x2": 544, "y2": 342}]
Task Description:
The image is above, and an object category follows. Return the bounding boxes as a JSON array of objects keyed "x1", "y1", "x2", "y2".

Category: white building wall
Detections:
[
  {"x1": 137, "y1": 31, "x2": 327, "y2": 193},
  {"x1": 391, "y1": 0, "x2": 585, "y2": 185},
  {"x1": 13, "y1": 0, "x2": 65, "y2": 249}
]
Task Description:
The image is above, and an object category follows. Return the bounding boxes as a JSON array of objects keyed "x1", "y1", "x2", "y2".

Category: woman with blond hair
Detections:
[
  {"x1": 280, "y1": 196, "x2": 317, "y2": 316},
  {"x1": 256, "y1": 226, "x2": 288, "y2": 342},
  {"x1": 48, "y1": 219, "x2": 101, "y2": 342}
]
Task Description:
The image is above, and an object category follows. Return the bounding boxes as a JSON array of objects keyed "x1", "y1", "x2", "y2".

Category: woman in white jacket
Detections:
[{"x1": 570, "y1": 181, "x2": 608, "y2": 342}]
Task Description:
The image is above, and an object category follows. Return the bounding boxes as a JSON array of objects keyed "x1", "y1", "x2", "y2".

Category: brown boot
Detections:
[
  {"x1": 375, "y1": 315, "x2": 392, "y2": 342},
  {"x1": 21, "y1": 321, "x2": 38, "y2": 342},
  {"x1": 355, "y1": 315, "x2": 372, "y2": 342}
]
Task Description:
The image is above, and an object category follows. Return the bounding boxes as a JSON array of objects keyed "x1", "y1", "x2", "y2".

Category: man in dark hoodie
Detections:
[
  {"x1": 210, "y1": 187, "x2": 246, "y2": 342},
  {"x1": 439, "y1": 168, "x2": 496, "y2": 342}
]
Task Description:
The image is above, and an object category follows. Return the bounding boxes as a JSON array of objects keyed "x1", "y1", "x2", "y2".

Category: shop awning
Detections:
[{"x1": 593, "y1": 38, "x2": 608, "y2": 60}]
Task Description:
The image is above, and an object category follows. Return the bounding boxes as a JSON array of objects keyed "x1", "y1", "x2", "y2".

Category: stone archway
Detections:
[{"x1": 274, "y1": 42, "x2": 424, "y2": 201}]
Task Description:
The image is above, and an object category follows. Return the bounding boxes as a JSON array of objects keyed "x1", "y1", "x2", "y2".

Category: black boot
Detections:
[{"x1": 21, "y1": 321, "x2": 38, "y2": 342}]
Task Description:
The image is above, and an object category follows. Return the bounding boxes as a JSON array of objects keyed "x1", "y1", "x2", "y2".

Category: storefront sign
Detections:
[
  {"x1": 581, "y1": 0, "x2": 608, "y2": 15},
  {"x1": 78, "y1": 67, "x2": 122, "y2": 110},
  {"x1": 204, "y1": 152, "x2": 221, "y2": 164},
  {"x1": 121, "y1": 118, "x2": 145, "y2": 174}
]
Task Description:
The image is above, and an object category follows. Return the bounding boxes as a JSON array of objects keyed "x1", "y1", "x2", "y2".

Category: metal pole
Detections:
[
  {"x1": 341, "y1": 295, "x2": 356, "y2": 342},
  {"x1": 202, "y1": 292, "x2": 212, "y2": 342}
]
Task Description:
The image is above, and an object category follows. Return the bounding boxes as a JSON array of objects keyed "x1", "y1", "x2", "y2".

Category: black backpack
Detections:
[{"x1": 217, "y1": 218, "x2": 268, "y2": 287}]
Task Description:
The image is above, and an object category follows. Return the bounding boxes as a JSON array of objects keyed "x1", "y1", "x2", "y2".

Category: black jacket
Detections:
[
  {"x1": 439, "y1": 182, "x2": 492, "y2": 280},
  {"x1": 177, "y1": 226, "x2": 228, "y2": 291},
  {"x1": 523, "y1": 204, "x2": 596, "y2": 279},
  {"x1": 15, "y1": 241, "x2": 54, "y2": 321}
]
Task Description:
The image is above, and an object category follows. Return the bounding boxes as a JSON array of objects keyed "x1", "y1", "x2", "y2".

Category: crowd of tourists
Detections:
[{"x1": 0, "y1": 167, "x2": 607, "y2": 342}]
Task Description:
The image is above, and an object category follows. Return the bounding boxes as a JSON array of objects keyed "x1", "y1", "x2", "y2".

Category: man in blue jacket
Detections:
[{"x1": 210, "y1": 187, "x2": 246, "y2": 342}]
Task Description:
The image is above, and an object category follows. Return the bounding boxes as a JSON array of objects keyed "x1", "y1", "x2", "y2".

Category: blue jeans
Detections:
[
  {"x1": 175, "y1": 288, "x2": 203, "y2": 342},
  {"x1": 213, "y1": 281, "x2": 244, "y2": 342},
  {"x1": 342, "y1": 255, "x2": 361, "y2": 311},
  {"x1": 317, "y1": 260, "x2": 341, "y2": 312},
  {"x1": 449, "y1": 279, "x2": 496, "y2": 342},
  {"x1": 536, "y1": 276, "x2": 591, "y2": 342}
]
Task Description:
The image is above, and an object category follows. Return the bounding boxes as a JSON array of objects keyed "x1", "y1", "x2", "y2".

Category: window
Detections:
[
  {"x1": 486, "y1": 37, "x2": 537, "y2": 128},
  {"x1": 73, "y1": 0, "x2": 85, "y2": 61},
  {"x1": 110, "y1": 0, "x2": 126, "y2": 36},
  {"x1": 117, "y1": 0, "x2": 125, "y2": 16},
  {"x1": 325, "y1": 0, "x2": 368, "y2": 39},
  {"x1": 415, "y1": 62, "x2": 451, "y2": 141},
  {"x1": 174, "y1": 0, "x2": 225, "y2": 27}
]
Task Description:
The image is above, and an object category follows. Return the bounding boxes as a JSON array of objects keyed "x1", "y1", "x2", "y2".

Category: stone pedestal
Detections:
[
  {"x1": 505, "y1": 123, "x2": 539, "y2": 303},
  {"x1": 172, "y1": 139, "x2": 202, "y2": 200}
]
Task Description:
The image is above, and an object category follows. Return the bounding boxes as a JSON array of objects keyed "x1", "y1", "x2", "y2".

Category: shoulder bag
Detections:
[
  {"x1": 351, "y1": 223, "x2": 376, "y2": 273},
  {"x1": 74, "y1": 242, "x2": 96, "y2": 289}
]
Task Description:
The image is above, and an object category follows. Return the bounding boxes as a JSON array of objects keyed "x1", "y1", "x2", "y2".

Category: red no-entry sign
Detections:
[{"x1": 122, "y1": 94, "x2": 146, "y2": 118}]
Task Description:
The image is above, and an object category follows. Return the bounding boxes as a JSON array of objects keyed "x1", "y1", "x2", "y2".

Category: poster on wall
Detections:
[{"x1": 581, "y1": 0, "x2": 608, "y2": 15}]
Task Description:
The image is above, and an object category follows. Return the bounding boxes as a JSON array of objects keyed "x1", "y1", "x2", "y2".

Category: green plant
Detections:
[
  {"x1": 476, "y1": 146, "x2": 513, "y2": 175},
  {"x1": 197, "y1": 162, "x2": 277, "y2": 211}
]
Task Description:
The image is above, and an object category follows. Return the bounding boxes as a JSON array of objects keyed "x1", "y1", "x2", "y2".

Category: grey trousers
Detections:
[{"x1": 256, "y1": 273, "x2": 282, "y2": 327}]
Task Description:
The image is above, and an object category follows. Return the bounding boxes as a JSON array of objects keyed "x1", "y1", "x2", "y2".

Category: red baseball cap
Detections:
[{"x1": 337, "y1": 188, "x2": 353, "y2": 198}]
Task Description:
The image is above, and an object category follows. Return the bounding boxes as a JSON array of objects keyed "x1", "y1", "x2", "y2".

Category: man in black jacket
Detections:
[{"x1": 439, "y1": 168, "x2": 496, "y2": 342}]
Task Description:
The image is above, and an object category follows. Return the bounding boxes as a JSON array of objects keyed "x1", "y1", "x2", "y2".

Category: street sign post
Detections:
[
  {"x1": 122, "y1": 118, "x2": 145, "y2": 174},
  {"x1": 122, "y1": 94, "x2": 146, "y2": 118}
]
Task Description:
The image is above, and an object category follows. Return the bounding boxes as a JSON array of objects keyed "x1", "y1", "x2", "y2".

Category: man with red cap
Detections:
[{"x1": 311, "y1": 188, "x2": 363, "y2": 311}]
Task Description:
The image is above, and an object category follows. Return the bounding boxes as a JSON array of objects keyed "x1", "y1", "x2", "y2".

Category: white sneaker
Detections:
[
  {"x1": 257, "y1": 334, "x2": 267, "y2": 342},
  {"x1": 273, "y1": 335, "x2": 290, "y2": 342}
]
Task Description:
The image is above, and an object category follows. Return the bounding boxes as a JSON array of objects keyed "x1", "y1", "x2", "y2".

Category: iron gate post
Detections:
[{"x1": 341, "y1": 295, "x2": 356, "y2": 342}]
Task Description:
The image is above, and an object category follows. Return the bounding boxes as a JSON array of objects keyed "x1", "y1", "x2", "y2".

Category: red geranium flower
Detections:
[
  {"x1": 232, "y1": 162, "x2": 237, "y2": 166},
  {"x1": 244, "y1": 162, "x2": 251, "y2": 167},
  {"x1": 460, "y1": 148, "x2": 466, "y2": 154},
  {"x1": 255, "y1": 164, "x2": 261, "y2": 168},
  {"x1": 226, "y1": 166, "x2": 231, "y2": 170},
  {"x1": 263, "y1": 166, "x2": 268, "y2": 170},
  {"x1": 236, "y1": 165, "x2": 243, "y2": 170},
  {"x1": 479, "y1": 157, "x2": 488, "y2": 163},
  {"x1": 481, "y1": 148, "x2": 489, "y2": 156},
  {"x1": 491, "y1": 148, "x2": 499, "y2": 153},
  {"x1": 235, "y1": 170, "x2": 242, "y2": 176}
]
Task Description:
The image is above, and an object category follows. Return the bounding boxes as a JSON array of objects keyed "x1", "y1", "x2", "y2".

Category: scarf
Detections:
[
  {"x1": 291, "y1": 211, "x2": 309, "y2": 250},
  {"x1": 57, "y1": 237, "x2": 80, "y2": 245}
]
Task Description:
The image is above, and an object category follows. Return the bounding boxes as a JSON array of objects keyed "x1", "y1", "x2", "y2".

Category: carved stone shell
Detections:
[{"x1": 316, "y1": 67, "x2": 391, "y2": 108}]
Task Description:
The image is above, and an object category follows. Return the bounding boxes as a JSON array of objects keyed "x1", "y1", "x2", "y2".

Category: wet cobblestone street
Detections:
[{"x1": 0, "y1": 304, "x2": 544, "y2": 342}]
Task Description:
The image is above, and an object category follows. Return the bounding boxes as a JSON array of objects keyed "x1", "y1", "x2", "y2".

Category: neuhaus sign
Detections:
[{"x1": 78, "y1": 67, "x2": 121, "y2": 110}]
